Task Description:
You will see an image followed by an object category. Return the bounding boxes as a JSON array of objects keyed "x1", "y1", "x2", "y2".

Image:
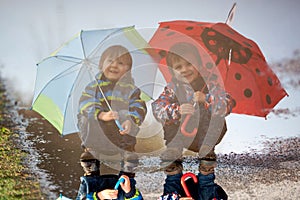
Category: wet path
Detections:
[
  {"x1": 19, "y1": 109, "x2": 83, "y2": 199},
  {"x1": 18, "y1": 109, "x2": 300, "y2": 199}
]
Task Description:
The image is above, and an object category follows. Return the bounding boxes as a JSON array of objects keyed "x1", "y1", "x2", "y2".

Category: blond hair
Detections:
[
  {"x1": 99, "y1": 45, "x2": 132, "y2": 70},
  {"x1": 166, "y1": 42, "x2": 202, "y2": 68}
]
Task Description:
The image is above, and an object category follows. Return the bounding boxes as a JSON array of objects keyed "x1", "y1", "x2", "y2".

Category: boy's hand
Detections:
[
  {"x1": 193, "y1": 91, "x2": 206, "y2": 103},
  {"x1": 119, "y1": 120, "x2": 131, "y2": 135},
  {"x1": 180, "y1": 103, "x2": 195, "y2": 115},
  {"x1": 97, "y1": 189, "x2": 118, "y2": 199},
  {"x1": 119, "y1": 175, "x2": 131, "y2": 193},
  {"x1": 98, "y1": 111, "x2": 119, "y2": 121}
]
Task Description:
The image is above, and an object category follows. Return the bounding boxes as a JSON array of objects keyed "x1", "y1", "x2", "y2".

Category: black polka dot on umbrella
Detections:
[
  {"x1": 159, "y1": 50, "x2": 167, "y2": 58},
  {"x1": 206, "y1": 62, "x2": 214, "y2": 69},
  {"x1": 209, "y1": 73, "x2": 218, "y2": 81},
  {"x1": 235, "y1": 73, "x2": 242, "y2": 80},
  {"x1": 185, "y1": 26, "x2": 194, "y2": 31},
  {"x1": 161, "y1": 26, "x2": 170, "y2": 31},
  {"x1": 244, "y1": 88, "x2": 252, "y2": 98},
  {"x1": 166, "y1": 31, "x2": 176, "y2": 36},
  {"x1": 267, "y1": 77, "x2": 273, "y2": 86},
  {"x1": 231, "y1": 98, "x2": 237, "y2": 108},
  {"x1": 255, "y1": 68, "x2": 261, "y2": 75},
  {"x1": 266, "y1": 94, "x2": 272, "y2": 105}
]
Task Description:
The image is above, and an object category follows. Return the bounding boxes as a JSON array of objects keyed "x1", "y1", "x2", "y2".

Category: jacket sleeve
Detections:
[
  {"x1": 124, "y1": 188, "x2": 143, "y2": 200},
  {"x1": 204, "y1": 83, "x2": 234, "y2": 117},
  {"x1": 127, "y1": 88, "x2": 147, "y2": 126},
  {"x1": 79, "y1": 81, "x2": 104, "y2": 120},
  {"x1": 151, "y1": 86, "x2": 181, "y2": 125}
]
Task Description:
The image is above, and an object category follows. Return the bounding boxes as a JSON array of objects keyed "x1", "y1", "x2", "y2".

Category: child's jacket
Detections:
[
  {"x1": 78, "y1": 73, "x2": 147, "y2": 152},
  {"x1": 152, "y1": 76, "x2": 233, "y2": 152},
  {"x1": 79, "y1": 73, "x2": 147, "y2": 127},
  {"x1": 76, "y1": 174, "x2": 143, "y2": 200}
]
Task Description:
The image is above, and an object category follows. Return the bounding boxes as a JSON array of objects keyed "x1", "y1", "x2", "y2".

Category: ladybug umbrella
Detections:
[{"x1": 148, "y1": 20, "x2": 287, "y2": 118}]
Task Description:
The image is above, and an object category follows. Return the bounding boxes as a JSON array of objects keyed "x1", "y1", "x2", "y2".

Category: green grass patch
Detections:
[
  {"x1": 0, "y1": 81, "x2": 43, "y2": 199},
  {"x1": 0, "y1": 127, "x2": 42, "y2": 199}
]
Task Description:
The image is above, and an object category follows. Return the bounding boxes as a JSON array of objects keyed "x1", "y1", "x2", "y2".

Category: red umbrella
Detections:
[
  {"x1": 181, "y1": 172, "x2": 198, "y2": 198},
  {"x1": 149, "y1": 20, "x2": 288, "y2": 117}
]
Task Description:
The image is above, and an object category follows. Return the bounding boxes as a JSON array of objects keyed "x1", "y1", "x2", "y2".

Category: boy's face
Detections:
[
  {"x1": 102, "y1": 56, "x2": 130, "y2": 81},
  {"x1": 171, "y1": 52, "x2": 200, "y2": 84}
]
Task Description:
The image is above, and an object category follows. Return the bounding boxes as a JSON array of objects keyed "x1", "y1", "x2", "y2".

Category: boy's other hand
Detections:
[
  {"x1": 97, "y1": 189, "x2": 118, "y2": 199},
  {"x1": 119, "y1": 120, "x2": 131, "y2": 135}
]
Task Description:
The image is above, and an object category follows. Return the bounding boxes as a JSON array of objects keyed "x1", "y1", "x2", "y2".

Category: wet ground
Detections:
[{"x1": 18, "y1": 108, "x2": 300, "y2": 200}]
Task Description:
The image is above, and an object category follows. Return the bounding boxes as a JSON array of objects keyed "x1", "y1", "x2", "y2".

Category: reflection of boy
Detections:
[
  {"x1": 76, "y1": 151, "x2": 143, "y2": 200},
  {"x1": 78, "y1": 45, "x2": 147, "y2": 175},
  {"x1": 152, "y1": 43, "x2": 232, "y2": 199}
]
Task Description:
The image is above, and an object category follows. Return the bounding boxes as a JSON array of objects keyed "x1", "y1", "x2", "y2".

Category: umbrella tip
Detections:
[{"x1": 225, "y1": 2, "x2": 237, "y2": 27}]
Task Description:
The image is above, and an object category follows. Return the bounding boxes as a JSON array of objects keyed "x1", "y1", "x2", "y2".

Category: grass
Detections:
[{"x1": 0, "y1": 81, "x2": 43, "y2": 200}]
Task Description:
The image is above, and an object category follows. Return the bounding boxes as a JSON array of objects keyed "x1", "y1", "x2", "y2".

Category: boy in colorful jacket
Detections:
[
  {"x1": 76, "y1": 151, "x2": 143, "y2": 200},
  {"x1": 78, "y1": 45, "x2": 147, "y2": 176},
  {"x1": 152, "y1": 42, "x2": 232, "y2": 199}
]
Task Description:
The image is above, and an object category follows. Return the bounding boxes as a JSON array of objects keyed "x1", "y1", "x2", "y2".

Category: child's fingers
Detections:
[
  {"x1": 119, "y1": 175, "x2": 131, "y2": 193},
  {"x1": 111, "y1": 111, "x2": 119, "y2": 119},
  {"x1": 193, "y1": 91, "x2": 205, "y2": 103},
  {"x1": 119, "y1": 120, "x2": 131, "y2": 135},
  {"x1": 97, "y1": 189, "x2": 118, "y2": 199},
  {"x1": 180, "y1": 104, "x2": 195, "y2": 115}
]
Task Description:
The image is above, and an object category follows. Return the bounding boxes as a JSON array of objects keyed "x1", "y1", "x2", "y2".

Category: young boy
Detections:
[
  {"x1": 152, "y1": 42, "x2": 232, "y2": 199},
  {"x1": 76, "y1": 150, "x2": 143, "y2": 200},
  {"x1": 78, "y1": 45, "x2": 147, "y2": 176}
]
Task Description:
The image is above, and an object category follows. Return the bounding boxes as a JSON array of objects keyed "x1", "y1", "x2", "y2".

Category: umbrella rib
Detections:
[
  {"x1": 62, "y1": 63, "x2": 94, "y2": 134},
  {"x1": 80, "y1": 30, "x2": 87, "y2": 59},
  {"x1": 54, "y1": 55, "x2": 84, "y2": 63}
]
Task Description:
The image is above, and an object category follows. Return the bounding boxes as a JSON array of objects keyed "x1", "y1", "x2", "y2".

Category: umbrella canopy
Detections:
[
  {"x1": 149, "y1": 20, "x2": 288, "y2": 117},
  {"x1": 31, "y1": 26, "x2": 161, "y2": 135}
]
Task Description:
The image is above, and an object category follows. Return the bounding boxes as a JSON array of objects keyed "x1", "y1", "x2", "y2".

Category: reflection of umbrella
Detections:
[
  {"x1": 31, "y1": 26, "x2": 160, "y2": 135},
  {"x1": 149, "y1": 20, "x2": 288, "y2": 117},
  {"x1": 181, "y1": 172, "x2": 198, "y2": 198}
]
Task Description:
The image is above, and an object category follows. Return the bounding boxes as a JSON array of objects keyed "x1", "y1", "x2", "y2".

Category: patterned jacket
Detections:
[
  {"x1": 79, "y1": 72, "x2": 147, "y2": 127},
  {"x1": 151, "y1": 76, "x2": 233, "y2": 151}
]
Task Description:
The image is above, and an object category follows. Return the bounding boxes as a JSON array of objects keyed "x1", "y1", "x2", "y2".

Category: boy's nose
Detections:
[
  {"x1": 180, "y1": 65, "x2": 189, "y2": 72},
  {"x1": 110, "y1": 60, "x2": 118, "y2": 67}
]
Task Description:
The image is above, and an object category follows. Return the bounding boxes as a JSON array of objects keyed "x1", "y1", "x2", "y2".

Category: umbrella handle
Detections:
[
  {"x1": 115, "y1": 119, "x2": 124, "y2": 131},
  {"x1": 181, "y1": 114, "x2": 197, "y2": 137},
  {"x1": 114, "y1": 177, "x2": 125, "y2": 190},
  {"x1": 181, "y1": 172, "x2": 198, "y2": 197}
]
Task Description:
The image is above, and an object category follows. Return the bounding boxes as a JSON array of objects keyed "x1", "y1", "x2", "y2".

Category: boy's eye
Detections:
[{"x1": 173, "y1": 64, "x2": 182, "y2": 70}]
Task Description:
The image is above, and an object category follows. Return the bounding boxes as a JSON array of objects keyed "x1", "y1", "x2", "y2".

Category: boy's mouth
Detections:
[
  {"x1": 109, "y1": 69, "x2": 119, "y2": 74},
  {"x1": 183, "y1": 72, "x2": 193, "y2": 79}
]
